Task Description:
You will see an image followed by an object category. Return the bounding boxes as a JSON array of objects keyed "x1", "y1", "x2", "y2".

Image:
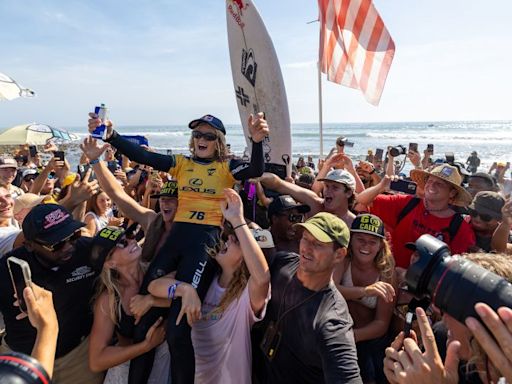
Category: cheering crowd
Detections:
[{"x1": 0, "y1": 112, "x2": 511, "y2": 384}]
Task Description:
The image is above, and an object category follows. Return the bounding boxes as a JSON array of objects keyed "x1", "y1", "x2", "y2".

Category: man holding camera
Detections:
[
  {"x1": 0, "y1": 204, "x2": 103, "y2": 383},
  {"x1": 256, "y1": 212, "x2": 361, "y2": 383},
  {"x1": 356, "y1": 164, "x2": 475, "y2": 268}
]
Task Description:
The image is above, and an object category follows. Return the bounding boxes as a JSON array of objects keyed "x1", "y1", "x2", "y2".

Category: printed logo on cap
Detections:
[
  {"x1": 99, "y1": 227, "x2": 124, "y2": 241},
  {"x1": 441, "y1": 166, "x2": 453, "y2": 177},
  {"x1": 355, "y1": 215, "x2": 383, "y2": 235},
  {"x1": 284, "y1": 196, "x2": 295, "y2": 205},
  {"x1": 203, "y1": 115, "x2": 214, "y2": 122},
  {"x1": 43, "y1": 209, "x2": 70, "y2": 229}
]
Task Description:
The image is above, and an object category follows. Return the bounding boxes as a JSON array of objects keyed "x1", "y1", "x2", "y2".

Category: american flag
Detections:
[{"x1": 318, "y1": 0, "x2": 395, "y2": 106}]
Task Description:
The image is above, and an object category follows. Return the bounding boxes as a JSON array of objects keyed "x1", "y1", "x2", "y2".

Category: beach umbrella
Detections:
[
  {"x1": 0, "y1": 72, "x2": 35, "y2": 101},
  {"x1": 0, "y1": 123, "x2": 79, "y2": 145}
]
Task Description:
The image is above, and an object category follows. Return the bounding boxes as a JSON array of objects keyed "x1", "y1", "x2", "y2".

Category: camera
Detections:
[
  {"x1": 389, "y1": 145, "x2": 407, "y2": 157},
  {"x1": 405, "y1": 234, "x2": 512, "y2": 324}
]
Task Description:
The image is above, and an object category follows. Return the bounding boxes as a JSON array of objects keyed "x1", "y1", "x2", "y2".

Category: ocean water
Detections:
[{"x1": 65, "y1": 120, "x2": 512, "y2": 172}]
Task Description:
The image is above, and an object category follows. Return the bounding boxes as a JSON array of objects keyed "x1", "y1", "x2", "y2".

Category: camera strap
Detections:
[{"x1": 275, "y1": 275, "x2": 325, "y2": 328}]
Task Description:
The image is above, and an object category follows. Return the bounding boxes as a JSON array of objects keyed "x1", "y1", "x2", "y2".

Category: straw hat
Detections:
[{"x1": 410, "y1": 164, "x2": 472, "y2": 207}]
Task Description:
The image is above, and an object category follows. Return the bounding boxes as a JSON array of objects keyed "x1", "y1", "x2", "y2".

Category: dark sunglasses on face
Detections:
[
  {"x1": 281, "y1": 213, "x2": 304, "y2": 223},
  {"x1": 36, "y1": 230, "x2": 82, "y2": 252},
  {"x1": 192, "y1": 131, "x2": 217, "y2": 142},
  {"x1": 23, "y1": 176, "x2": 37, "y2": 182},
  {"x1": 336, "y1": 140, "x2": 345, "y2": 147},
  {"x1": 468, "y1": 208, "x2": 496, "y2": 222},
  {"x1": 115, "y1": 237, "x2": 130, "y2": 249}
]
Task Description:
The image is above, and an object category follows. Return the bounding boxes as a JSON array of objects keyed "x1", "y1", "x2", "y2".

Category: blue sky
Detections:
[{"x1": 1, "y1": 0, "x2": 511, "y2": 127}]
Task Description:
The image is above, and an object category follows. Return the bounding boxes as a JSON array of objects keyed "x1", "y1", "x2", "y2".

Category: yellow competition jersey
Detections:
[{"x1": 171, "y1": 155, "x2": 237, "y2": 226}]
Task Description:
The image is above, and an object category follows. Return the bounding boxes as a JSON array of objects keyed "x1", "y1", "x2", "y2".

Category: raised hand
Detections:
[
  {"x1": 176, "y1": 284, "x2": 202, "y2": 327},
  {"x1": 220, "y1": 188, "x2": 244, "y2": 224},
  {"x1": 88, "y1": 112, "x2": 114, "y2": 140},
  {"x1": 80, "y1": 136, "x2": 110, "y2": 161},
  {"x1": 248, "y1": 112, "x2": 269, "y2": 143}
]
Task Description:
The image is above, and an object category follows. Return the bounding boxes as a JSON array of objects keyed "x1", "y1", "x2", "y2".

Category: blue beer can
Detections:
[{"x1": 92, "y1": 104, "x2": 108, "y2": 140}]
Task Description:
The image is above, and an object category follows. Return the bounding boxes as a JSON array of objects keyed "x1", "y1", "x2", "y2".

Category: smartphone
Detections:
[
  {"x1": 7, "y1": 257, "x2": 33, "y2": 314},
  {"x1": 29, "y1": 145, "x2": 37, "y2": 158},
  {"x1": 375, "y1": 148, "x2": 384, "y2": 161},
  {"x1": 53, "y1": 151, "x2": 65, "y2": 161},
  {"x1": 390, "y1": 179, "x2": 417, "y2": 195},
  {"x1": 107, "y1": 160, "x2": 119, "y2": 173},
  {"x1": 77, "y1": 164, "x2": 96, "y2": 181},
  {"x1": 345, "y1": 141, "x2": 355, "y2": 148},
  {"x1": 445, "y1": 152, "x2": 455, "y2": 164},
  {"x1": 427, "y1": 144, "x2": 434, "y2": 154},
  {"x1": 408, "y1": 143, "x2": 418, "y2": 153}
]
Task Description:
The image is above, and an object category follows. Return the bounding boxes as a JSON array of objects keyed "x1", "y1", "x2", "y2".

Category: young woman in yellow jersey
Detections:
[{"x1": 87, "y1": 112, "x2": 268, "y2": 384}]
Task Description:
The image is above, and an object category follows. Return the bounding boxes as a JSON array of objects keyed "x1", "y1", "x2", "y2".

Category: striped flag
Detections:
[{"x1": 318, "y1": 0, "x2": 395, "y2": 106}]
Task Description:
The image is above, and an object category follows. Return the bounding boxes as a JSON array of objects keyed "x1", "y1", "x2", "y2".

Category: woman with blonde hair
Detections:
[
  {"x1": 87, "y1": 225, "x2": 170, "y2": 383},
  {"x1": 334, "y1": 213, "x2": 396, "y2": 384},
  {"x1": 148, "y1": 188, "x2": 270, "y2": 384}
]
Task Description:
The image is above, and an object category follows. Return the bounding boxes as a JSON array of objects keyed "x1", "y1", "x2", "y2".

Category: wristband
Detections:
[
  {"x1": 233, "y1": 222, "x2": 247, "y2": 230},
  {"x1": 89, "y1": 158, "x2": 100, "y2": 165},
  {"x1": 167, "y1": 282, "x2": 182, "y2": 300}
]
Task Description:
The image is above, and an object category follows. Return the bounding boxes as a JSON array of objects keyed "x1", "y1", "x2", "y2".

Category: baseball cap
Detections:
[
  {"x1": 0, "y1": 156, "x2": 18, "y2": 169},
  {"x1": 317, "y1": 169, "x2": 356, "y2": 191},
  {"x1": 188, "y1": 114, "x2": 226, "y2": 135},
  {"x1": 336, "y1": 136, "x2": 348, "y2": 146},
  {"x1": 296, "y1": 212, "x2": 350, "y2": 247},
  {"x1": 468, "y1": 191, "x2": 505, "y2": 220},
  {"x1": 150, "y1": 180, "x2": 178, "y2": 199},
  {"x1": 90, "y1": 224, "x2": 140, "y2": 270},
  {"x1": 21, "y1": 169, "x2": 38, "y2": 179},
  {"x1": 22, "y1": 204, "x2": 85, "y2": 246},
  {"x1": 13, "y1": 193, "x2": 50, "y2": 215},
  {"x1": 350, "y1": 214, "x2": 385, "y2": 238},
  {"x1": 267, "y1": 195, "x2": 310, "y2": 218},
  {"x1": 60, "y1": 173, "x2": 78, "y2": 189},
  {"x1": 469, "y1": 172, "x2": 496, "y2": 188}
]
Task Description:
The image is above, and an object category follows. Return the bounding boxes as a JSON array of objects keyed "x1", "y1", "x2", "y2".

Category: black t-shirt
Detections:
[
  {"x1": 261, "y1": 252, "x2": 362, "y2": 384},
  {"x1": 0, "y1": 237, "x2": 97, "y2": 357}
]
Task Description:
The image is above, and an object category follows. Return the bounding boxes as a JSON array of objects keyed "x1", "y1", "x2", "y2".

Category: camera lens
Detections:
[
  {"x1": 389, "y1": 145, "x2": 406, "y2": 157},
  {"x1": 405, "y1": 234, "x2": 512, "y2": 324}
]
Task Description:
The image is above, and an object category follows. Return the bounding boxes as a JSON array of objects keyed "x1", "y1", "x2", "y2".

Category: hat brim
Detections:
[
  {"x1": 150, "y1": 193, "x2": 178, "y2": 199},
  {"x1": 188, "y1": 119, "x2": 226, "y2": 135},
  {"x1": 467, "y1": 203, "x2": 502, "y2": 220},
  {"x1": 350, "y1": 228, "x2": 385, "y2": 239},
  {"x1": 317, "y1": 178, "x2": 354, "y2": 189},
  {"x1": 409, "y1": 170, "x2": 473, "y2": 207},
  {"x1": 295, "y1": 223, "x2": 333, "y2": 243},
  {"x1": 41, "y1": 220, "x2": 85, "y2": 246}
]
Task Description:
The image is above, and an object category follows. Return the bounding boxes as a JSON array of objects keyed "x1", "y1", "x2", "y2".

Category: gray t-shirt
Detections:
[{"x1": 260, "y1": 252, "x2": 362, "y2": 384}]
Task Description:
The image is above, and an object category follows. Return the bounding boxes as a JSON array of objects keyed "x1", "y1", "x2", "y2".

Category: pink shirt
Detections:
[{"x1": 192, "y1": 276, "x2": 270, "y2": 384}]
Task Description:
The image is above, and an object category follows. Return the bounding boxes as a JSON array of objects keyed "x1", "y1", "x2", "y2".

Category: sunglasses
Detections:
[
  {"x1": 115, "y1": 237, "x2": 130, "y2": 249},
  {"x1": 192, "y1": 131, "x2": 217, "y2": 142},
  {"x1": 48, "y1": 172, "x2": 57, "y2": 180},
  {"x1": 280, "y1": 213, "x2": 305, "y2": 223},
  {"x1": 36, "y1": 230, "x2": 82, "y2": 252},
  {"x1": 336, "y1": 141, "x2": 346, "y2": 147},
  {"x1": 468, "y1": 208, "x2": 497, "y2": 222},
  {"x1": 23, "y1": 176, "x2": 37, "y2": 182}
]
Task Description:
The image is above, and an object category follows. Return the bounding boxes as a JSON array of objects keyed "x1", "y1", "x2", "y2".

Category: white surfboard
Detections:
[{"x1": 226, "y1": 0, "x2": 292, "y2": 178}]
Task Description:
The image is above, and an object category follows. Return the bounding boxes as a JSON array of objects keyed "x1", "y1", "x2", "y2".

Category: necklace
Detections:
[{"x1": 424, "y1": 200, "x2": 448, "y2": 214}]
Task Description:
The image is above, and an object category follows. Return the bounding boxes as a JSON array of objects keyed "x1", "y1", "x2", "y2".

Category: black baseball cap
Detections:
[
  {"x1": 350, "y1": 214, "x2": 385, "y2": 238},
  {"x1": 468, "y1": 191, "x2": 505, "y2": 220},
  {"x1": 268, "y1": 195, "x2": 310, "y2": 218},
  {"x1": 90, "y1": 223, "x2": 140, "y2": 270},
  {"x1": 22, "y1": 204, "x2": 84, "y2": 246},
  {"x1": 188, "y1": 114, "x2": 226, "y2": 135},
  {"x1": 150, "y1": 180, "x2": 178, "y2": 199}
]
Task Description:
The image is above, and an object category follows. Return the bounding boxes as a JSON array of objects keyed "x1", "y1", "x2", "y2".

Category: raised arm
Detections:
[
  {"x1": 88, "y1": 113, "x2": 174, "y2": 172},
  {"x1": 81, "y1": 136, "x2": 157, "y2": 232},
  {"x1": 221, "y1": 188, "x2": 270, "y2": 314},
  {"x1": 356, "y1": 176, "x2": 391, "y2": 206},
  {"x1": 258, "y1": 172, "x2": 324, "y2": 215}
]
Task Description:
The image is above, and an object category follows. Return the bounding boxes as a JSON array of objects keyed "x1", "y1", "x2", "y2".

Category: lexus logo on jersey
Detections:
[{"x1": 241, "y1": 49, "x2": 257, "y2": 86}]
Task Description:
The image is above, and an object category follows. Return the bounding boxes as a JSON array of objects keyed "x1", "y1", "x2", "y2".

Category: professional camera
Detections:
[
  {"x1": 405, "y1": 234, "x2": 512, "y2": 324},
  {"x1": 389, "y1": 145, "x2": 407, "y2": 157}
]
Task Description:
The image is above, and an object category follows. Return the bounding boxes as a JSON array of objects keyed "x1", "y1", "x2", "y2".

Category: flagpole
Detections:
[{"x1": 318, "y1": 61, "x2": 324, "y2": 157}]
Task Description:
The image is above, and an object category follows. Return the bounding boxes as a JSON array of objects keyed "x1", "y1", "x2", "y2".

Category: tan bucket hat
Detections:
[{"x1": 410, "y1": 164, "x2": 472, "y2": 207}]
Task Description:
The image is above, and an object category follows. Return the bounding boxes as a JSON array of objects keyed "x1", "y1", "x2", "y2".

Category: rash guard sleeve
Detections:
[
  {"x1": 229, "y1": 140, "x2": 264, "y2": 181},
  {"x1": 106, "y1": 130, "x2": 175, "y2": 172}
]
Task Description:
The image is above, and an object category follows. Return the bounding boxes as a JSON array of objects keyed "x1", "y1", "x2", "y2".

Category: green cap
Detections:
[{"x1": 296, "y1": 212, "x2": 350, "y2": 247}]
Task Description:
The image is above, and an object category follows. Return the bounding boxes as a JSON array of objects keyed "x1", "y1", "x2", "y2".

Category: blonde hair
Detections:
[
  {"x1": 92, "y1": 248, "x2": 147, "y2": 325},
  {"x1": 348, "y1": 237, "x2": 395, "y2": 282},
  {"x1": 188, "y1": 130, "x2": 229, "y2": 161},
  {"x1": 206, "y1": 236, "x2": 250, "y2": 315}
]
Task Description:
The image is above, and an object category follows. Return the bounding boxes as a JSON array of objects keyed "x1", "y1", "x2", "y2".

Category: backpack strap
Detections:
[
  {"x1": 396, "y1": 197, "x2": 421, "y2": 225},
  {"x1": 446, "y1": 213, "x2": 464, "y2": 242}
]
